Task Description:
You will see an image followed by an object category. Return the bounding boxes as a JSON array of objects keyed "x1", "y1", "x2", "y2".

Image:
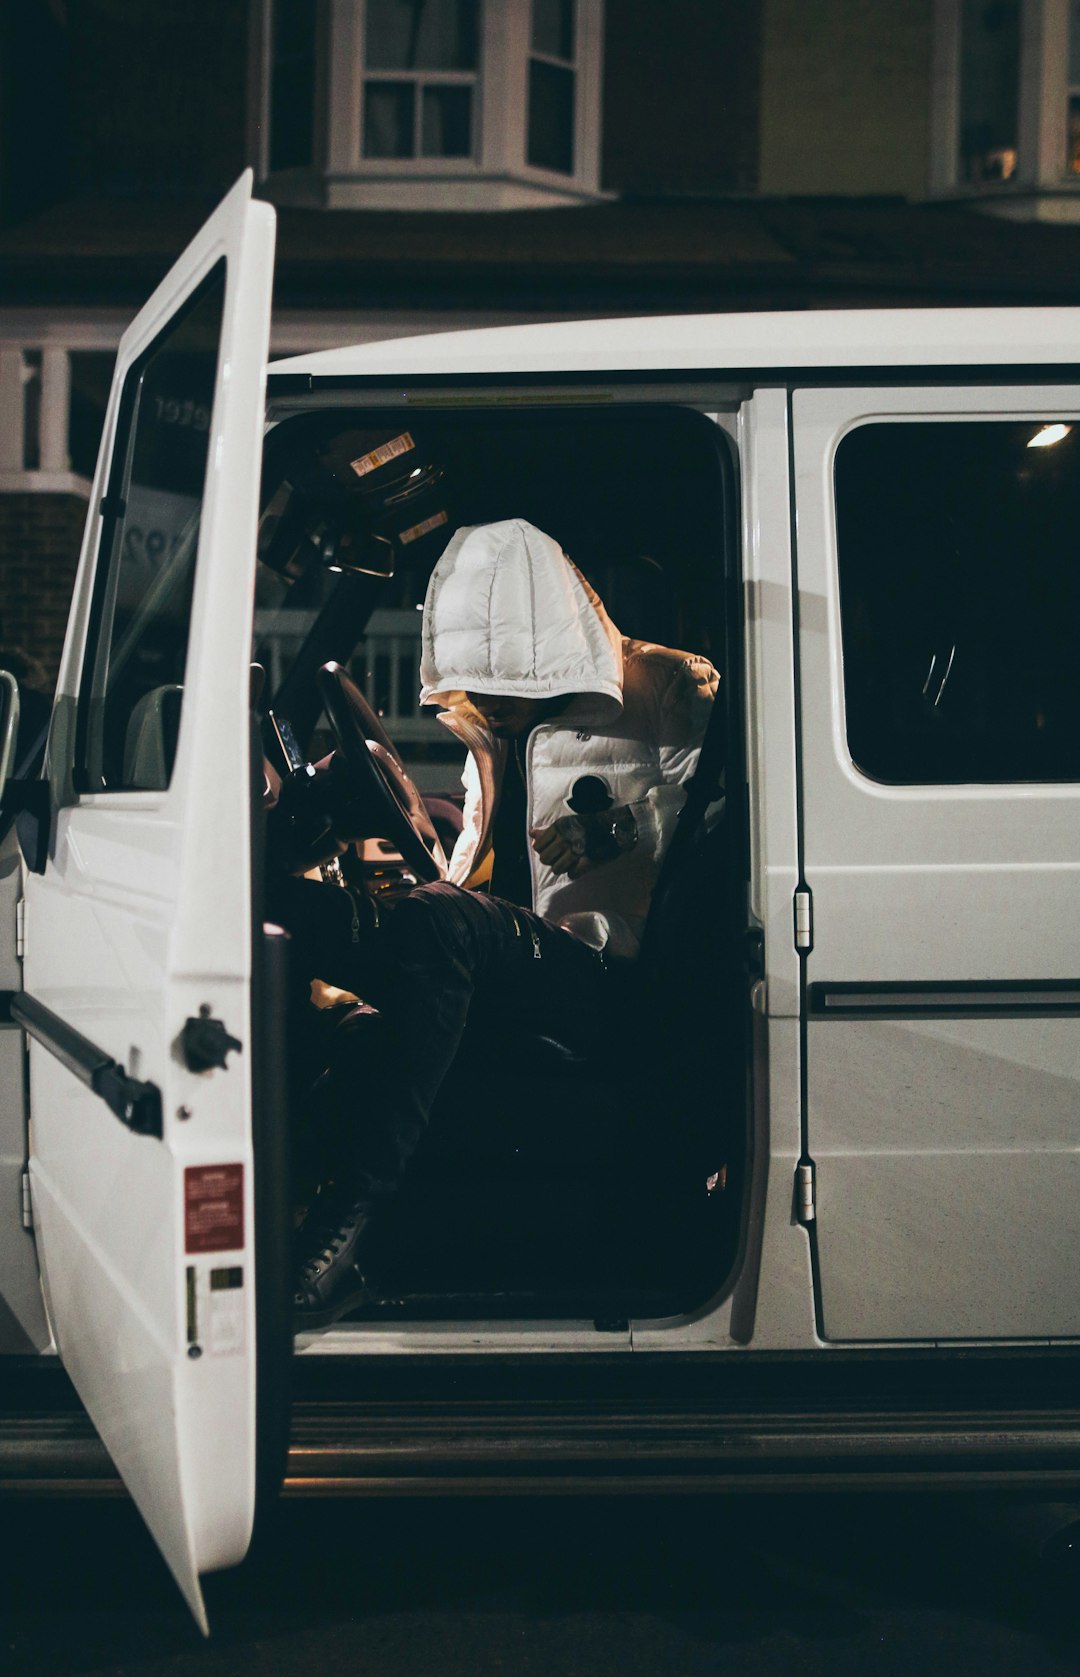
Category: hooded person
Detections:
[
  {"x1": 421, "y1": 519, "x2": 718, "y2": 956},
  {"x1": 286, "y1": 518, "x2": 719, "y2": 1327}
]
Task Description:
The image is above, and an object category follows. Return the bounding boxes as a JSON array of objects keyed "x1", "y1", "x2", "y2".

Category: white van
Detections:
[{"x1": 1, "y1": 174, "x2": 1078, "y2": 1631}]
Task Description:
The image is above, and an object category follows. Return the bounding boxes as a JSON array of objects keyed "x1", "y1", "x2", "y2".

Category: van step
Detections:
[
  {"x1": 282, "y1": 1401, "x2": 1080, "y2": 1494},
  {"x1": 2, "y1": 1396, "x2": 1080, "y2": 1496}
]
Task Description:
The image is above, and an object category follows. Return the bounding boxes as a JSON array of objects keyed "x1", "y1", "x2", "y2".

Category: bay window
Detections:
[
  {"x1": 253, "y1": 0, "x2": 605, "y2": 209},
  {"x1": 933, "y1": 0, "x2": 1080, "y2": 214}
]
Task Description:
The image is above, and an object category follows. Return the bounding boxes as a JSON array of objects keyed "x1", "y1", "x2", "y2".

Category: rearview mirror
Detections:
[
  {"x1": 314, "y1": 524, "x2": 397, "y2": 579},
  {"x1": 258, "y1": 482, "x2": 398, "y2": 582},
  {"x1": 0, "y1": 671, "x2": 20, "y2": 803}
]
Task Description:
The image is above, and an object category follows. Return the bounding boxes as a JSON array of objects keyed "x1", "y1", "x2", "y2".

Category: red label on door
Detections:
[{"x1": 184, "y1": 1164, "x2": 244, "y2": 1254}]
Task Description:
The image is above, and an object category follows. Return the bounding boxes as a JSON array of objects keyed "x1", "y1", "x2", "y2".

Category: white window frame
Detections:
[
  {"x1": 931, "y1": 0, "x2": 1077, "y2": 206},
  {"x1": 358, "y1": 66, "x2": 479, "y2": 166},
  {"x1": 252, "y1": 0, "x2": 605, "y2": 210},
  {"x1": 249, "y1": 0, "x2": 329, "y2": 193},
  {"x1": 524, "y1": 4, "x2": 582, "y2": 179},
  {"x1": 329, "y1": 0, "x2": 485, "y2": 181}
]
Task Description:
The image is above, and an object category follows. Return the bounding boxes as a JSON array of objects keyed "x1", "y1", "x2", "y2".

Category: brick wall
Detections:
[{"x1": 0, "y1": 494, "x2": 86, "y2": 689}]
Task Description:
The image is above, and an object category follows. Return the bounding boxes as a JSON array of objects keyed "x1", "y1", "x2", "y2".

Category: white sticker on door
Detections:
[{"x1": 186, "y1": 1262, "x2": 246, "y2": 1358}]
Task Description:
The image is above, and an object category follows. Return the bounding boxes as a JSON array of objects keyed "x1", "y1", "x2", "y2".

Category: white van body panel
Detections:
[
  {"x1": 269, "y1": 332, "x2": 1080, "y2": 1354},
  {"x1": 270, "y1": 306, "x2": 1080, "y2": 381},
  {"x1": 21, "y1": 173, "x2": 275, "y2": 1633}
]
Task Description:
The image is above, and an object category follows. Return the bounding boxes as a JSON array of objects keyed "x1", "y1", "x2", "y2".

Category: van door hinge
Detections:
[
  {"x1": 794, "y1": 888, "x2": 812, "y2": 952},
  {"x1": 795, "y1": 1160, "x2": 816, "y2": 1224},
  {"x1": 15, "y1": 898, "x2": 25, "y2": 960},
  {"x1": 21, "y1": 1170, "x2": 33, "y2": 1230}
]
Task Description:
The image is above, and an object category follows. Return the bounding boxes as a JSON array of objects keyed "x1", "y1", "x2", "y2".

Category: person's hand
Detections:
[
  {"x1": 530, "y1": 807, "x2": 638, "y2": 878},
  {"x1": 262, "y1": 757, "x2": 282, "y2": 810},
  {"x1": 530, "y1": 816, "x2": 590, "y2": 878}
]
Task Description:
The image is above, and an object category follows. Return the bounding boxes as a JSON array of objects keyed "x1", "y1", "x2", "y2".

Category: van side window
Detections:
[
  {"x1": 75, "y1": 263, "x2": 226, "y2": 793},
  {"x1": 835, "y1": 419, "x2": 1080, "y2": 784}
]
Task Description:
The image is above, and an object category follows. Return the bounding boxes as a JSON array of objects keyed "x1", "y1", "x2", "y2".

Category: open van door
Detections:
[{"x1": 18, "y1": 173, "x2": 282, "y2": 1631}]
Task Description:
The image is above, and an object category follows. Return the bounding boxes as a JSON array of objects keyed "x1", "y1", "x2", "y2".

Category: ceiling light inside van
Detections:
[{"x1": 1027, "y1": 423, "x2": 1072, "y2": 448}]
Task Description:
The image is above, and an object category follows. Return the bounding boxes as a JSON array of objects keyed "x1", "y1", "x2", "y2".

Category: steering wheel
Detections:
[{"x1": 316, "y1": 661, "x2": 448, "y2": 883}]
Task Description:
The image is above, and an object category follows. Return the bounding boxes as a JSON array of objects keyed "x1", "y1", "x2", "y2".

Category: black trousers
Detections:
[{"x1": 268, "y1": 876, "x2": 611, "y2": 1203}]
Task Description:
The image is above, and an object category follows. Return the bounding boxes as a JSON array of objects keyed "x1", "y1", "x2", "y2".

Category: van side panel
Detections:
[{"x1": 811, "y1": 1015, "x2": 1080, "y2": 1339}]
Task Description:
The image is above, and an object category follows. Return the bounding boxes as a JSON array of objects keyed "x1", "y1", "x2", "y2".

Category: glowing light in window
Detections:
[{"x1": 1028, "y1": 423, "x2": 1072, "y2": 448}]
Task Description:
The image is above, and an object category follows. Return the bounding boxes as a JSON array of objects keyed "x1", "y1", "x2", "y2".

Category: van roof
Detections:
[{"x1": 268, "y1": 307, "x2": 1080, "y2": 381}]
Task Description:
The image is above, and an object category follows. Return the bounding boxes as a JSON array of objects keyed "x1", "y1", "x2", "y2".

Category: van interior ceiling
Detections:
[{"x1": 252, "y1": 403, "x2": 749, "y2": 1325}]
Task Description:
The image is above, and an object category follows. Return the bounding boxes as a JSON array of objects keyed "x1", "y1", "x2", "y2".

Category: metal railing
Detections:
[
  {"x1": 0, "y1": 306, "x2": 534, "y2": 499},
  {"x1": 253, "y1": 606, "x2": 440, "y2": 741}
]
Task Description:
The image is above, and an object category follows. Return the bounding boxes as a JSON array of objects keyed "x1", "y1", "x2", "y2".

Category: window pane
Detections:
[
  {"x1": 22, "y1": 350, "x2": 41, "y2": 471},
  {"x1": 835, "y1": 420, "x2": 1080, "y2": 784},
  {"x1": 364, "y1": 81, "x2": 416, "y2": 157},
  {"x1": 69, "y1": 352, "x2": 116, "y2": 482},
  {"x1": 532, "y1": 0, "x2": 574, "y2": 60},
  {"x1": 1068, "y1": 93, "x2": 1080, "y2": 175},
  {"x1": 373, "y1": 648, "x2": 392, "y2": 715},
  {"x1": 1068, "y1": 1, "x2": 1080, "y2": 172},
  {"x1": 270, "y1": 0, "x2": 317, "y2": 171},
  {"x1": 527, "y1": 59, "x2": 574, "y2": 174},
  {"x1": 397, "y1": 649, "x2": 415, "y2": 715},
  {"x1": 365, "y1": 0, "x2": 478, "y2": 70},
  {"x1": 959, "y1": 0, "x2": 1020, "y2": 183},
  {"x1": 422, "y1": 84, "x2": 472, "y2": 155},
  {"x1": 77, "y1": 265, "x2": 226, "y2": 793}
]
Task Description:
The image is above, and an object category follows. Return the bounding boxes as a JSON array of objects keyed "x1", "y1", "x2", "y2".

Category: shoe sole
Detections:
[{"x1": 293, "y1": 1281, "x2": 377, "y2": 1332}]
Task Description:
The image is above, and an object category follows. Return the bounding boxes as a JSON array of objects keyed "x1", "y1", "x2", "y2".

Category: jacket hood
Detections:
[{"x1": 419, "y1": 519, "x2": 624, "y2": 725}]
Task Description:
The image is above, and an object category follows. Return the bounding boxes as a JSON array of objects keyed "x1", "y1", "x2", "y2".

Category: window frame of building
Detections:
[
  {"x1": 251, "y1": 0, "x2": 605, "y2": 210},
  {"x1": 344, "y1": 0, "x2": 483, "y2": 174},
  {"x1": 931, "y1": 0, "x2": 1080, "y2": 211},
  {"x1": 250, "y1": 0, "x2": 330, "y2": 198}
]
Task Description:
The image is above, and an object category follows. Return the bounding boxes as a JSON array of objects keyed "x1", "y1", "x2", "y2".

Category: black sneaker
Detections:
[{"x1": 293, "y1": 1199, "x2": 379, "y2": 1330}]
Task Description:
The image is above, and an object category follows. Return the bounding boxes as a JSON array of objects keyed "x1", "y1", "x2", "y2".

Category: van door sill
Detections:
[{"x1": 297, "y1": 1319, "x2": 631, "y2": 1355}]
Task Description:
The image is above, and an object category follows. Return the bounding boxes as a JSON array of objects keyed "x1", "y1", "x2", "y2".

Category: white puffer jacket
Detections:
[{"x1": 420, "y1": 519, "x2": 718, "y2": 958}]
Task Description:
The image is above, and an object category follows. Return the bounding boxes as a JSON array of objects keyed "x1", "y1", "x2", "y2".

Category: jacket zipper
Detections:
[
  {"x1": 510, "y1": 907, "x2": 543, "y2": 959},
  {"x1": 524, "y1": 721, "x2": 555, "y2": 909},
  {"x1": 509, "y1": 728, "x2": 544, "y2": 958}
]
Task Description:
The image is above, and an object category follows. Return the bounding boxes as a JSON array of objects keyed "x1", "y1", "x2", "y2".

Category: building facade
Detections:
[{"x1": 3, "y1": 0, "x2": 1080, "y2": 685}]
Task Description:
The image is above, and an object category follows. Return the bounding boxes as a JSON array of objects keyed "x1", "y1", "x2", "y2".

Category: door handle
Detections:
[
  {"x1": 180, "y1": 1011, "x2": 243, "y2": 1073},
  {"x1": 9, "y1": 992, "x2": 162, "y2": 1137}
]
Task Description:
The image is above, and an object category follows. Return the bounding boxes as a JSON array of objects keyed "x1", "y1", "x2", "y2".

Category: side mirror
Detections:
[{"x1": 0, "y1": 671, "x2": 19, "y2": 803}]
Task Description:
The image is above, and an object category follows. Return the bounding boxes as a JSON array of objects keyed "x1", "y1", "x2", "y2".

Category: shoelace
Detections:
[{"x1": 300, "y1": 1206, "x2": 365, "y2": 1280}]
